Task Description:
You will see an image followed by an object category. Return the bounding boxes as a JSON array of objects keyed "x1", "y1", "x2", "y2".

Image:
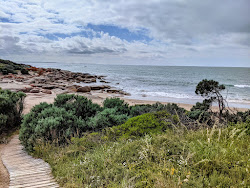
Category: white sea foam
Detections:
[
  {"x1": 234, "y1": 85, "x2": 250, "y2": 88},
  {"x1": 143, "y1": 92, "x2": 200, "y2": 99}
]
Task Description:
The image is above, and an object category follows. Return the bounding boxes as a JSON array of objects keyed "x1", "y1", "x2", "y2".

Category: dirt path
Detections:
[{"x1": 1, "y1": 135, "x2": 59, "y2": 188}]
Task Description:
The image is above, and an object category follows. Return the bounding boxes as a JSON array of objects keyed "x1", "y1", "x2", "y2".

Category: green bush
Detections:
[
  {"x1": 0, "y1": 59, "x2": 30, "y2": 75},
  {"x1": 19, "y1": 104, "x2": 85, "y2": 151},
  {"x1": 0, "y1": 89, "x2": 25, "y2": 135},
  {"x1": 0, "y1": 64, "x2": 17, "y2": 75},
  {"x1": 54, "y1": 94, "x2": 101, "y2": 120},
  {"x1": 20, "y1": 94, "x2": 104, "y2": 151},
  {"x1": 103, "y1": 97, "x2": 130, "y2": 115},
  {"x1": 106, "y1": 111, "x2": 173, "y2": 140},
  {"x1": 87, "y1": 108, "x2": 128, "y2": 130},
  {"x1": 226, "y1": 110, "x2": 250, "y2": 123},
  {"x1": 188, "y1": 100, "x2": 213, "y2": 125},
  {"x1": 21, "y1": 68, "x2": 29, "y2": 75},
  {"x1": 130, "y1": 102, "x2": 186, "y2": 117}
]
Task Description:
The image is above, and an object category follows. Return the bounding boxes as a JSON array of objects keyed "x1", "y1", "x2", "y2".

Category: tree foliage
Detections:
[{"x1": 195, "y1": 79, "x2": 226, "y2": 116}]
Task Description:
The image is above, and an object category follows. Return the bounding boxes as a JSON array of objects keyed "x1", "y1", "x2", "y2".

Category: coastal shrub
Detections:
[
  {"x1": 106, "y1": 111, "x2": 173, "y2": 140},
  {"x1": 54, "y1": 94, "x2": 102, "y2": 120},
  {"x1": 19, "y1": 105, "x2": 85, "y2": 151},
  {"x1": 33, "y1": 121, "x2": 250, "y2": 187},
  {"x1": 21, "y1": 68, "x2": 29, "y2": 75},
  {"x1": 0, "y1": 59, "x2": 29, "y2": 75},
  {"x1": 129, "y1": 102, "x2": 186, "y2": 117},
  {"x1": 129, "y1": 104, "x2": 154, "y2": 116},
  {"x1": 103, "y1": 97, "x2": 130, "y2": 115},
  {"x1": 0, "y1": 64, "x2": 17, "y2": 74},
  {"x1": 227, "y1": 110, "x2": 250, "y2": 123},
  {"x1": 0, "y1": 89, "x2": 25, "y2": 135},
  {"x1": 188, "y1": 100, "x2": 213, "y2": 125},
  {"x1": 87, "y1": 108, "x2": 128, "y2": 130}
]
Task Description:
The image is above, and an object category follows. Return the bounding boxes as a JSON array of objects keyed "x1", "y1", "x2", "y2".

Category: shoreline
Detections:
[{"x1": 0, "y1": 63, "x2": 249, "y2": 113}]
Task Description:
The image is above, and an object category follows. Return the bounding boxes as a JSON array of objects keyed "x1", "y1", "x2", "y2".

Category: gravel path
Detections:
[{"x1": 1, "y1": 135, "x2": 59, "y2": 188}]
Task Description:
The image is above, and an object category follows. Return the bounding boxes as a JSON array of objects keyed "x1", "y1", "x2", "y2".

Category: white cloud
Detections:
[{"x1": 0, "y1": 0, "x2": 249, "y2": 66}]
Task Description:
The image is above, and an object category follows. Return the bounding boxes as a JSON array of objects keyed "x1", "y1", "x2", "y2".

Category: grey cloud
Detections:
[
  {"x1": 113, "y1": 0, "x2": 250, "y2": 43},
  {"x1": 0, "y1": 36, "x2": 24, "y2": 54},
  {"x1": 68, "y1": 47, "x2": 115, "y2": 54}
]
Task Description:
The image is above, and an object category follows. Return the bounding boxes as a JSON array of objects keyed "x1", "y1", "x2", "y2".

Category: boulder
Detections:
[
  {"x1": 77, "y1": 86, "x2": 91, "y2": 92},
  {"x1": 30, "y1": 88, "x2": 40, "y2": 93},
  {"x1": 42, "y1": 89, "x2": 52, "y2": 94}
]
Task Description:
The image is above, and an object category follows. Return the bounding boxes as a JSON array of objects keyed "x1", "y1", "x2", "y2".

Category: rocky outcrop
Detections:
[
  {"x1": 0, "y1": 63, "x2": 130, "y2": 96},
  {"x1": 77, "y1": 86, "x2": 91, "y2": 92}
]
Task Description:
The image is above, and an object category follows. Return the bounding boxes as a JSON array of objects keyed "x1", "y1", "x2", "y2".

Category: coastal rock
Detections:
[
  {"x1": 42, "y1": 85, "x2": 56, "y2": 89},
  {"x1": 103, "y1": 85, "x2": 111, "y2": 89},
  {"x1": 42, "y1": 89, "x2": 52, "y2": 94},
  {"x1": 30, "y1": 88, "x2": 40, "y2": 93},
  {"x1": 106, "y1": 88, "x2": 120, "y2": 93},
  {"x1": 90, "y1": 85, "x2": 105, "y2": 90},
  {"x1": 83, "y1": 78, "x2": 96, "y2": 83},
  {"x1": 85, "y1": 75, "x2": 96, "y2": 79},
  {"x1": 97, "y1": 75, "x2": 107, "y2": 79},
  {"x1": 77, "y1": 86, "x2": 91, "y2": 92},
  {"x1": 35, "y1": 78, "x2": 46, "y2": 83},
  {"x1": 19, "y1": 87, "x2": 32, "y2": 93},
  {"x1": 66, "y1": 85, "x2": 77, "y2": 92}
]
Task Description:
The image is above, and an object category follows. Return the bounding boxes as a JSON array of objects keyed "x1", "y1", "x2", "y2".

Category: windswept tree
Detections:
[{"x1": 195, "y1": 79, "x2": 226, "y2": 117}]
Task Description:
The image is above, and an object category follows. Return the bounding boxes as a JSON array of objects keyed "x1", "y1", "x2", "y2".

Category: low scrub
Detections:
[
  {"x1": 19, "y1": 104, "x2": 85, "y2": 151},
  {"x1": 103, "y1": 97, "x2": 130, "y2": 115},
  {"x1": 54, "y1": 94, "x2": 102, "y2": 120},
  {"x1": 0, "y1": 89, "x2": 25, "y2": 136},
  {"x1": 20, "y1": 95, "x2": 191, "y2": 151},
  {"x1": 0, "y1": 59, "x2": 29, "y2": 75},
  {"x1": 87, "y1": 108, "x2": 128, "y2": 131},
  {"x1": 33, "y1": 121, "x2": 250, "y2": 187},
  {"x1": 105, "y1": 111, "x2": 175, "y2": 140},
  {"x1": 20, "y1": 94, "x2": 104, "y2": 151},
  {"x1": 130, "y1": 102, "x2": 186, "y2": 117}
]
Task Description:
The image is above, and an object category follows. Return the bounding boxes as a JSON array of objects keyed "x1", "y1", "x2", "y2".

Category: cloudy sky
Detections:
[{"x1": 0, "y1": 0, "x2": 249, "y2": 67}]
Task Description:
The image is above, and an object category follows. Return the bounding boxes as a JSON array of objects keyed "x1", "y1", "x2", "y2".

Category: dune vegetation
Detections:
[{"x1": 18, "y1": 93, "x2": 249, "y2": 187}]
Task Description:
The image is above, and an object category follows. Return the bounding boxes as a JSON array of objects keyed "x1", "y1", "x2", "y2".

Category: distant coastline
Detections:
[
  {"x1": 20, "y1": 61, "x2": 250, "y2": 109},
  {"x1": 1, "y1": 60, "x2": 249, "y2": 112}
]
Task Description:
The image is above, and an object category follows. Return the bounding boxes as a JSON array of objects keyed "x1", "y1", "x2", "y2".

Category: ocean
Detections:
[{"x1": 23, "y1": 62, "x2": 250, "y2": 109}]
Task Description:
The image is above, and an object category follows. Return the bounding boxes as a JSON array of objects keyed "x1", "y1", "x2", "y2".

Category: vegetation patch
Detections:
[
  {"x1": 0, "y1": 89, "x2": 25, "y2": 138},
  {"x1": 0, "y1": 59, "x2": 30, "y2": 75},
  {"x1": 33, "y1": 122, "x2": 250, "y2": 187},
  {"x1": 18, "y1": 80, "x2": 250, "y2": 187}
]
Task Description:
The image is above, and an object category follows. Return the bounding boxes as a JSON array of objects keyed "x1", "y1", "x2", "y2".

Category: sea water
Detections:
[{"x1": 24, "y1": 62, "x2": 250, "y2": 108}]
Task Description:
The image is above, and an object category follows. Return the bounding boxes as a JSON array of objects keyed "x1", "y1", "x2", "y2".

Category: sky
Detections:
[{"x1": 0, "y1": 0, "x2": 249, "y2": 67}]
